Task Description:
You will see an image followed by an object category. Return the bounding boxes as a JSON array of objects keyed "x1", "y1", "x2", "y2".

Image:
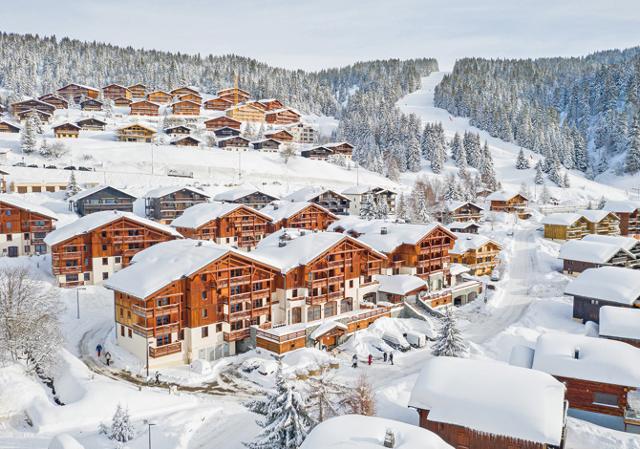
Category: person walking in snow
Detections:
[
  {"x1": 383, "y1": 352, "x2": 387, "y2": 362},
  {"x1": 96, "y1": 344, "x2": 103, "y2": 358},
  {"x1": 154, "y1": 371, "x2": 161, "y2": 384},
  {"x1": 389, "y1": 352, "x2": 394, "y2": 365},
  {"x1": 351, "y1": 354, "x2": 358, "y2": 368},
  {"x1": 104, "y1": 351, "x2": 112, "y2": 366},
  {"x1": 367, "y1": 354, "x2": 372, "y2": 366}
]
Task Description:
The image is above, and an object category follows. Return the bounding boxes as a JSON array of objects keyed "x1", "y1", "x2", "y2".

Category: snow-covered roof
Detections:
[
  {"x1": 117, "y1": 122, "x2": 157, "y2": 132},
  {"x1": 299, "y1": 415, "x2": 453, "y2": 449},
  {"x1": 582, "y1": 234, "x2": 640, "y2": 251},
  {"x1": 532, "y1": 333, "x2": 640, "y2": 387},
  {"x1": 450, "y1": 263, "x2": 471, "y2": 276},
  {"x1": 309, "y1": 321, "x2": 348, "y2": 340},
  {"x1": 408, "y1": 357, "x2": 565, "y2": 446},
  {"x1": 341, "y1": 185, "x2": 396, "y2": 195},
  {"x1": 602, "y1": 200, "x2": 640, "y2": 214},
  {"x1": 53, "y1": 122, "x2": 81, "y2": 130},
  {"x1": 283, "y1": 186, "x2": 349, "y2": 203},
  {"x1": 558, "y1": 240, "x2": 630, "y2": 264},
  {"x1": 578, "y1": 209, "x2": 618, "y2": 223},
  {"x1": 171, "y1": 201, "x2": 268, "y2": 229},
  {"x1": 447, "y1": 221, "x2": 478, "y2": 230},
  {"x1": 599, "y1": 306, "x2": 640, "y2": 341},
  {"x1": 541, "y1": 213, "x2": 584, "y2": 226},
  {"x1": 0, "y1": 119, "x2": 21, "y2": 129},
  {"x1": 58, "y1": 83, "x2": 99, "y2": 91},
  {"x1": 450, "y1": 232, "x2": 500, "y2": 254},
  {"x1": 486, "y1": 190, "x2": 528, "y2": 201},
  {"x1": 144, "y1": 185, "x2": 209, "y2": 199},
  {"x1": 76, "y1": 117, "x2": 106, "y2": 125},
  {"x1": 67, "y1": 185, "x2": 136, "y2": 202},
  {"x1": 44, "y1": 210, "x2": 181, "y2": 246},
  {"x1": 261, "y1": 200, "x2": 335, "y2": 222},
  {"x1": 0, "y1": 195, "x2": 57, "y2": 220},
  {"x1": 105, "y1": 239, "x2": 274, "y2": 299},
  {"x1": 253, "y1": 228, "x2": 383, "y2": 273},
  {"x1": 48, "y1": 433, "x2": 85, "y2": 449},
  {"x1": 564, "y1": 267, "x2": 640, "y2": 305},
  {"x1": 216, "y1": 135, "x2": 249, "y2": 143},
  {"x1": 374, "y1": 274, "x2": 427, "y2": 295},
  {"x1": 214, "y1": 186, "x2": 278, "y2": 202},
  {"x1": 444, "y1": 200, "x2": 484, "y2": 212}
]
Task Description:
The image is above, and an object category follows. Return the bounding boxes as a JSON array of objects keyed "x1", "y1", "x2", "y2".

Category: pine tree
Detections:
[
  {"x1": 39, "y1": 139, "x2": 50, "y2": 158},
  {"x1": 431, "y1": 307, "x2": 467, "y2": 358},
  {"x1": 406, "y1": 135, "x2": 422, "y2": 172},
  {"x1": 245, "y1": 362, "x2": 312, "y2": 449},
  {"x1": 396, "y1": 194, "x2": 411, "y2": 222},
  {"x1": 534, "y1": 161, "x2": 544, "y2": 185},
  {"x1": 306, "y1": 365, "x2": 347, "y2": 423},
  {"x1": 359, "y1": 196, "x2": 376, "y2": 220},
  {"x1": 109, "y1": 404, "x2": 135, "y2": 443},
  {"x1": 547, "y1": 155, "x2": 564, "y2": 186},
  {"x1": 515, "y1": 148, "x2": 530, "y2": 169},
  {"x1": 65, "y1": 171, "x2": 81, "y2": 199},
  {"x1": 562, "y1": 172, "x2": 571, "y2": 188},
  {"x1": 540, "y1": 185, "x2": 552, "y2": 204},
  {"x1": 411, "y1": 186, "x2": 431, "y2": 224},
  {"x1": 345, "y1": 374, "x2": 375, "y2": 416},
  {"x1": 625, "y1": 114, "x2": 640, "y2": 174},
  {"x1": 598, "y1": 195, "x2": 607, "y2": 209},
  {"x1": 375, "y1": 199, "x2": 389, "y2": 219},
  {"x1": 480, "y1": 142, "x2": 498, "y2": 190},
  {"x1": 20, "y1": 113, "x2": 38, "y2": 154}
]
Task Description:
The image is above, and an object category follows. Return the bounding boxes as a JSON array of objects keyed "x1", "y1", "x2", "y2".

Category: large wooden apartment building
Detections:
[
  {"x1": 542, "y1": 213, "x2": 590, "y2": 240},
  {"x1": 603, "y1": 200, "x2": 640, "y2": 237},
  {"x1": 56, "y1": 83, "x2": 100, "y2": 102},
  {"x1": 217, "y1": 87, "x2": 250, "y2": 104},
  {"x1": 282, "y1": 187, "x2": 351, "y2": 216},
  {"x1": 10, "y1": 99, "x2": 56, "y2": 116},
  {"x1": 0, "y1": 196, "x2": 57, "y2": 257},
  {"x1": 144, "y1": 186, "x2": 210, "y2": 223},
  {"x1": 225, "y1": 103, "x2": 266, "y2": 122},
  {"x1": 579, "y1": 209, "x2": 620, "y2": 236},
  {"x1": 45, "y1": 211, "x2": 182, "y2": 287},
  {"x1": 261, "y1": 201, "x2": 337, "y2": 232},
  {"x1": 265, "y1": 108, "x2": 301, "y2": 125},
  {"x1": 130, "y1": 100, "x2": 160, "y2": 116},
  {"x1": 171, "y1": 202, "x2": 272, "y2": 250}
]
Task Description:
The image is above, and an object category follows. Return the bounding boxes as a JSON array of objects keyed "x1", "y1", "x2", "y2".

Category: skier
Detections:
[
  {"x1": 389, "y1": 352, "x2": 394, "y2": 365},
  {"x1": 96, "y1": 344, "x2": 103, "y2": 358},
  {"x1": 383, "y1": 352, "x2": 388, "y2": 362},
  {"x1": 154, "y1": 371, "x2": 161, "y2": 384},
  {"x1": 367, "y1": 354, "x2": 372, "y2": 366},
  {"x1": 104, "y1": 351, "x2": 112, "y2": 366},
  {"x1": 351, "y1": 354, "x2": 358, "y2": 368}
]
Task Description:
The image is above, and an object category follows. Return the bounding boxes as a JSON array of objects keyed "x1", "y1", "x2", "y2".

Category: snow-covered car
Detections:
[
  {"x1": 490, "y1": 268, "x2": 502, "y2": 281},
  {"x1": 405, "y1": 331, "x2": 426, "y2": 348},
  {"x1": 382, "y1": 332, "x2": 410, "y2": 352}
]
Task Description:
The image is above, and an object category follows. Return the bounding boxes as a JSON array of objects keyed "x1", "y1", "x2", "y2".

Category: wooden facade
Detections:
[
  {"x1": 103, "y1": 84, "x2": 132, "y2": 101},
  {"x1": 57, "y1": 83, "x2": 100, "y2": 102},
  {"x1": 38, "y1": 94, "x2": 69, "y2": 109},
  {"x1": 17, "y1": 109, "x2": 52, "y2": 123},
  {"x1": 204, "y1": 116, "x2": 241, "y2": 130},
  {"x1": 117, "y1": 124, "x2": 156, "y2": 143},
  {"x1": 264, "y1": 129, "x2": 294, "y2": 142},
  {"x1": 164, "y1": 125, "x2": 191, "y2": 136},
  {"x1": 562, "y1": 248, "x2": 634, "y2": 275},
  {"x1": 258, "y1": 99, "x2": 284, "y2": 110},
  {"x1": 170, "y1": 87, "x2": 199, "y2": 97},
  {"x1": 76, "y1": 118, "x2": 107, "y2": 131},
  {"x1": 171, "y1": 100, "x2": 201, "y2": 116},
  {"x1": 557, "y1": 375, "x2": 634, "y2": 417},
  {"x1": 489, "y1": 194, "x2": 528, "y2": 213},
  {"x1": 302, "y1": 190, "x2": 350, "y2": 216},
  {"x1": 251, "y1": 139, "x2": 281, "y2": 152},
  {"x1": 301, "y1": 146, "x2": 332, "y2": 160},
  {"x1": 178, "y1": 93, "x2": 203, "y2": 104},
  {"x1": 217, "y1": 87, "x2": 251, "y2": 104},
  {"x1": 0, "y1": 200, "x2": 55, "y2": 256},
  {"x1": 0, "y1": 120, "x2": 20, "y2": 133},
  {"x1": 145, "y1": 188, "x2": 210, "y2": 223},
  {"x1": 325, "y1": 142, "x2": 354, "y2": 159},
  {"x1": 450, "y1": 240, "x2": 501, "y2": 276},
  {"x1": 80, "y1": 98, "x2": 103, "y2": 111},
  {"x1": 265, "y1": 108, "x2": 301, "y2": 125},
  {"x1": 11, "y1": 99, "x2": 56, "y2": 116},
  {"x1": 572, "y1": 296, "x2": 637, "y2": 323},
  {"x1": 114, "y1": 97, "x2": 133, "y2": 107},
  {"x1": 609, "y1": 208, "x2": 640, "y2": 237},
  {"x1": 147, "y1": 90, "x2": 173, "y2": 104},
  {"x1": 543, "y1": 217, "x2": 590, "y2": 240},
  {"x1": 217, "y1": 136, "x2": 250, "y2": 150},
  {"x1": 71, "y1": 186, "x2": 136, "y2": 216},
  {"x1": 584, "y1": 212, "x2": 620, "y2": 236},
  {"x1": 53, "y1": 123, "x2": 81, "y2": 138},
  {"x1": 171, "y1": 136, "x2": 201, "y2": 147},
  {"x1": 203, "y1": 97, "x2": 233, "y2": 111},
  {"x1": 226, "y1": 103, "x2": 266, "y2": 122},
  {"x1": 130, "y1": 100, "x2": 160, "y2": 116},
  {"x1": 213, "y1": 126, "x2": 241, "y2": 138},
  {"x1": 216, "y1": 191, "x2": 278, "y2": 210},
  {"x1": 436, "y1": 202, "x2": 483, "y2": 223},
  {"x1": 174, "y1": 205, "x2": 272, "y2": 250},
  {"x1": 127, "y1": 84, "x2": 147, "y2": 98},
  {"x1": 268, "y1": 203, "x2": 337, "y2": 232}
]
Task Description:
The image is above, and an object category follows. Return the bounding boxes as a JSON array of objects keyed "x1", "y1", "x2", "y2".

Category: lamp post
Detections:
[
  {"x1": 147, "y1": 422, "x2": 156, "y2": 449},
  {"x1": 76, "y1": 287, "x2": 86, "y2": 319},
  {"x1": 146, "y1": 340, "x2": 152, "y2": 379}
]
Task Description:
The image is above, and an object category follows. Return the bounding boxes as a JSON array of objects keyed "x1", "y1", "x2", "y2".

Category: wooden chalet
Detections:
[
  {"x1": 10, "y1": 180, "x2": 67, "y2": 194},
  {"x1": 171, "y1": 136, "x2": 201, "y2": 147},
  {"x1": 0, "y1": 120, "x2": 21, "y2": 133},
  {"x1": 582, "y1": 234, "x2": 640, "y2": 268},
  {"x1": 542, "y1": 213, "x2": 589, "y2": 240},
  {"x1": 80, "y1": 98, "x2": 104, "y2": 111},
  {"x1": 104, "y1": 239, "x2": 280, "y2": 366},
  {"x1": 130, "y1": 100, "x2": 160, "y2": 116},
  {"x1": 57, "y1": 83, "x2": 100, "y2": 102},
  {"x1": 447, "y1": 221, "x2": 480, "y2": 234},
  {"x1": 599, "y1": 306, "x2": 640, "y2": 348},
  {"x1": 164, "y1": 125, "x2": 191, "y2": 136},
  {"x1": 171, "y1": 202, "x2": 271, "y2": 250},
  {"x1": 264, "y1": 129, "x2": 294, "y2": 142},
  {"x1": 261, "y1": 201, "x2": 338, "y2": 233},
  {"x1": 580, "y1": 209, "x2": 620, "y2": 236},
  {"x1": 68, "y1": 185, "x2": 136, "y2": 216},
  {"x1": 204, "y1": 116, "x2": 241, "y2": 130},
  {"x1": 212, "y1": 126, "x2": 241, "y2": 138},
  {"x1": 117, "y1": 124, "x2": 156, "y2": 143},
  {"x1": 286, "y1": 122, "x2": 318, "y2": 144},
  {"x1": 127, "y1": 83, "x2": 147, "y2": 99},
  {"x1": 436, "y1": 201, "x2": 484, "y2": 223},
  {"x1": 558, "y1": 238, "x2": 637, "y2": 275},
  {"x1": 102, "y1": 84, "x2": 132, "y2": 101},
  {"x1": 226, "y1": 103, "x2": 266, "y2": 122},
  {"x1": 38, "y1": 94, "x2": 69, "y2": 109},
  {"x1": 147, "y1": 90, "x2": 173, "y2": 104},
  {"x1": 178, "y1": 93, "x2": 203, "y2": 104},
  {"x1": 217, "y1": 136, "x2": 250, "y2": 150},
  {"x1": 324, "y1": 142, "x2": 354, "y2": 159},
  {"x1": 10, "y1": 98, "x2": 56, "y2": 116},
  {"x1": 603, "y1": 200, "x2": 640, "y2": 237},
  {"x1": 283, "y1": 187, "x2": 351, "y2": 216},
  {"x1": 217, "y1": 87, "x2": 250, "y2": 104},
  {"x1": 53, "y1": 122, "x2": 81, "y2": 138},
  {"x1": 301, "y1": 146, "x2": 332, "y2": 160},
  {"x1": 203, "y1": 97, "x2": 233, "y2": 111},
  {"x1": 113, "y1": 97, "x2": 132, "y2": 107},
  {"x1": 374, "y1": 274, "x2": 428, "y2": 304},
  {"x1": 487, "y1": 191, "x2": 529, "y2": 216},
  {"x1": 251, "y1": 139, "x2": 281, "y2": 152},
  {"x1": 252, "y1": 229, "x2": 388, "y2": 348},
  {"x1": 265, "y1": 108, "x2": 301, "y2": 125},
  {"x1": 17, "y1": 109, "x2": 52, "y2": 123},
  {"x1": 144, "y1": 186, "x2": 210, "y2": 223},
  {"x1": 258, "y1": 99, "x2": 284, "y2": 111},
  {"x1": 0, "y1": 196, "x2": 56, "y2": 257},
  {"x1": 170, "y1": 86, "x2": 199, "y2": 97},
  {"x1": 529, "y1": 333, "x2": 640, "y2": 422},
  {"x1": 450, "y1": 232, "x2": 501, "y2": 276},
  {"x1": 565, "y1": 266, "x2": 640, "y2": 323},
  {"x1": 45, "y1": 211, "x2": 181, "y2": 287},
  {"x1": 171, "y1": 100, "x2": 201, "y2": 116},
  {"x1": 410, "y1": 357, "x2": 567, "y2": 449},
  {"x1": 76, "y1": 118, "x2": 107, "y2": 131},
  {"x1": 214, "y1": 188, "x2": 279, "y2": 210}
]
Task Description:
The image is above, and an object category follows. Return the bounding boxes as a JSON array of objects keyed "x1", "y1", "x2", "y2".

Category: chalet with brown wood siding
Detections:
[
  {"x1": 324, "y1": 142, "x2": 354, "y2": 159},
  {"x1": 170, "y1": 87, "x2": 199, "y2": 97},
  {"x1": 204, "y1": 97, "x2": 233, "y2": 111},
  {"x1": 76, "y1": 118, "x2": 107, "y2": 131},
  {"x1": 580, "y1": 209, "x2": 620, "y2": 236},
  {"x1": 0, "y1": 120, "x2": 21, "y2": 133},
  {"x1": 217, "y1": 87, "x2": 250, "y2": 104},
  {"x1": 171, "y1": 136, "x2": 201, "y2": 147},
  {"x1": 38, "y1": 94, "x2": 69, "y2": 110},
  {"x1": 117, "y1": 123, "x2": 156, "y2": 143},
  {"x1": 435, "y1": 201, "x2": 484, "y2": 223},
  {"x1": 283, "y1": 187, "x2": 351, "y2": 216},
  {"x1": 68, "y1": 185, "x2": 136, "y2": 216},
  {"x1": 264, "y1": 129, "x2": 294, "y2": 142},
  {"x1": 102, "y1": 84, "x2": 132, "y2": 100},
  {"x1": 450, "y1": 232, "x2": 502, "y2": 276},
  {"x1": 265, "y1": 108, "x2": 301, "y2": 125},
  {"x1": 226, "y1": 103, "x2": 266, "y2": 122},
  {"x1": 53, "y1": 122, "x2": 81, "y2": 138},
  {"x1": 214, "y1": 188, "x2": 279, "y2": 210},
  {"x1": 217, "y1": 136, "x2": 250, "y2": 150},
  {"x1": 146, "y1": 90, "x2": 173, "y2": 104},
  {"x1": 213, "y1": 126, "x2": 241, "y2": 138},
  {"x1": 0, "y1": 196, "x2": 57, "y2": 257},
  {"x1": 251, "y1": 139, "x2": 281, "y2": 152},
  {"x1": 487, "y1": 191, "x2": 529, "y2": 216},
  {"x1": 261, "y1": 201, "x2": 337, "y2": 233},
  {"x1": 171, "y1": 100, "x2": 201, "y2": 116},
  {"x1": 257, "y1": 99, "x2": 284, "y2": 110},
  {"x1": 127, "y1": 83, "x2": 147, "y2": 99},
  {"x1": 178, "y1": 93, "x2": 203, "y2": 104},
  {"x1": 204, "y1": 116, "x2": 241, "y2": 130},
  {"x1": 17, "y1": 109, "x2": 52, "y2": 123},
  {"x1": 603, "y1": 200, "x2": 640, "y2": 237},
  {"x1": 144, "y1": 186, "x2": 210, "y2": 223},
  {"x1": 113, "y1": 97, "x2": 133, "y2": 107},
  {"x1": 57, "y1": 83, "x2": 100, "y2": 102},
  {"x1": 11, "y1": 99, "x2": 56, "y2": 116},
  {"x1": 80, "y1": 98, "x2": 103, "y2": 111},
  {"x1": 130, "y1": 100, "x2": 160, "y2": 116}
]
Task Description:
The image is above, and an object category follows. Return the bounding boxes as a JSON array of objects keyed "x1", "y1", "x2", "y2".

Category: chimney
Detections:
[
  {"x1": 574, "y1": 347, "x2": 580, "y2": 359},
  {"x1": 383, "y1": 429, "x2": 395, "y2": 448},
  {"x1": 380, "y1": 226, "x2": 388, "y2": 235}
]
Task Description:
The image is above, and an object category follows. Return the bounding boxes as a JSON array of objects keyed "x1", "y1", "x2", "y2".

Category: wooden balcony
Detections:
[
  {"x1": 229, "y1": 291, "x2": 251, "y2": 302},
  {"x1": 131, "y1": 302, "x2": 180, "y2": 318},
  {"x1": 57, "y1": 251, "x2": 83, "y2": 260},
  {"x1": 251, "y1": 305, "x2": 271, "y2": 318},
  {"x1": 132, "y1": 322, "x2": 179, "y2": 337},
  {"x1": 223, "y1": 328, "x2": 251, "y2": 342},
  {"x1": 53, "y1": 265, "x2": 81, "y2": 274},
  {"x1": 149, "y1": 341, "x2": 182, "y2": 358}
]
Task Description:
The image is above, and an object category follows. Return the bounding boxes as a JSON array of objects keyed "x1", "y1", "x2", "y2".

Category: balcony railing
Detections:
[
  {"x1": 149, "y1": 341, "x2": 182, "y2": 358},
  {"x1": 132, "y1": 322, "x2": 179, "y2": 337},
  {"x1": 223, "y1": 328, "x2": 251, "y2": 342},
  {"x1": 131, "y1": 302, "x2": 179, "y2": 318}
]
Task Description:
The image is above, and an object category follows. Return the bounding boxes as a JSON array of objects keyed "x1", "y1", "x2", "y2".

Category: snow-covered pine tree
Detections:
[
  {"x1": 598, "y1": 195, "x2": 607, "y2": 209},
  {"x1": 345, "y1": 374, "x2": 375, "y2": 416},
  {"x1": 540, "y1": 185, "x2": 552, "y2": 204},
  {"x1": 480, "y1": 142, "x2": 498, "y2": 190},
  {"x1": 547, "y1": 155, "x2": 564, "y2": 186},
  {"x1": 38, "y1": 139, "x2": 50, "y2": 158},
  {"x1": 534, "y1": 161, "x2": 544, "y2": 185},
  {"x1": 359, "y1": 196, "x2": 376, "y2": 220},
  {"x1": 109, "y1": 404, "x2": 135, "y2": 443},
  {"x1": 396, "y1": 193, "x2": 411, "y2": 222},
  {"x1": 306, "y1": 365, "x2": 347, "y2": 423},
  {"x1": 245, "y1": 362, "x2": 312, "y2": 449},
  {"x1": 431, "y1": 307, "x2": 467, "y2": 358},
  {"x1": 450, "y1": 132, "x2": 466, "y2": 167},
  {"x1": 406, "y1": 135, "x2": 422, "y2": 172},
  {"x1": 65, "y1": 172, "x2": 81, "y2": 199},
  {"x1": 20, "y1": 113, "x2": 38, "y2": 154},
  {"x1": 515, "y1": 148, "x2": 530, "y2": 169},
  {"x1": 624, "y1": 113, "x2": 640, "y2": 174},
  {"x1": 562, "y1": 171, "x2": 571, "y2": 188},
  {"x1": 375, "y1": 199, "x2": 389, "y2": 219},
  {"x1": 411, "y1": 186, "x2": 431, "y2": 224}
]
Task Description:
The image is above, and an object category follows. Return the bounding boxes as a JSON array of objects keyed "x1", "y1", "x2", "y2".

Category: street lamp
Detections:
[
  {"x1": 76, "y1": 287, "x2": 87, "y2": 319},
  {"x1": 146, "y1": 421, "x2": 156, "y2": 449},
  {"x1": 146, "y1": 340, "x2": 152, "y2": 379}
]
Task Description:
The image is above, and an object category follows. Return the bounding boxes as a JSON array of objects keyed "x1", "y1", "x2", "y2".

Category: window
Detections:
[
  {"x1": 84, "y1": 273, "x2": 91, "y2": 281},
  {"x1": 24, "y1": 246, "x2": 30, "y2": 253},
  {"x1": 66, "y1": 274, "x2": 79, "y2": 282},
  {"x1": 127, "y1": 311, "x2": 131, "y2": 319},
  {"x1": 593, "y1": 392, "x2": 618, "y2": 407},
  {"x1": 24, "y1": 233, "x2": 30, "y2": 240},
  {"x1": 201, "y1": 291, "x2": 207, "y2": 300},
  {"x1": 115, "y1": 256, "x2": 121, "y2": 264},
  {"x1": 102, "y1": 245, "x2": 107, "y2": 251},
  {"x1": 324, "y1": 301, "x2": 337, "y2": 317},
  {"x1": 156, "y1": 335, "x2": 170, "y2": 346},
  {"x1": 307, "y1": 305, "x2": 321, "y2": 321},
  {"x1": 119, "y1": 308, "x2": 123, "y2": 317},
  {"x1": 120, "y1": 325, "x2": 125, "y2": 336},
  {"x1": 201, "y1": 326, "x2": 209, "y2": 338},
  {"x1": 128, "y1": 329, "x2": 132, "y2": 338},
  {"x1": 102, "y1": 257, "x2": 108, "y2": 265},
  {"x1": 6, "y1": 223, "x2": 11, "y2": 231},
  {"x1": 101, "y1": 231, "x2": 107, "y2": 238},
  {"x1": 216, "y1": 323, "x2": 222, "y2": 333},
  {"x1": 202, "y1": 308, "x2": 208, "y2": 318},
  {"x1": 102, "y1": 272, "x2": 109, "y2": 280},
  {"x1": 341, "y1": 298, "x2": 353, "y2": 313},
  {"x1": 157, "y1": 297, "x2": 170, "y2": 307},
  {"x1": 349, "y1": 280, "x2": 354, "y2": 288}
]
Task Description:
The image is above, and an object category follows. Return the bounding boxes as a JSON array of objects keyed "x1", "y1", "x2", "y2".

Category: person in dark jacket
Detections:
[
  {"x1": 389, "y1": 352, "x2": 394, "y2": 365},
  {"x1": 351, "y1": 354, "x2": 358, "y2": 368},
  {"x1": 96, "y1": 344, "x2": 103, "y2": 357}
]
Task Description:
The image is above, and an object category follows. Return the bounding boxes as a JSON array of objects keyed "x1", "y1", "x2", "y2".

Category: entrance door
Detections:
[{"x1": 7, "y1": 246, "x2": 18, "y2": 257}]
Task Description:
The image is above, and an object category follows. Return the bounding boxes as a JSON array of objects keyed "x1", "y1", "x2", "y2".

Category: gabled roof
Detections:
[
  {"x1": 408, "y1": 357, "x2": 566, "y2": 446},
  {"x1": 261, "y1": 200, "x2": 336, "y2": 223},
  {"x1": 102, "y1": 83, "x2": 130, "y2": 90},
  {"x1": 68, "y1": 185, "x2": 136, "y2": 202},
  {"x1": 599, "y1": 306, "x2": 640, "y2": 341},
  {"x1": 450, "y1": 232, "x2": 501, "y2": 254},
  {"x1": 44, "y1": 210, "x2": 181, "y2": 246},
  {"x1": 582, "y1": 234, "x2": 640, "y2": 251},
  {"x1": 251, "y1": 138, "x2": 281, "y2": 146},
  {"x1": 0, "y1": 120, "x2": 21, "y2": 130},
  {"x1": 53, "y1": 122, "x2": 81, "y2": 130},
  {"x1": 541, "y1": 212, "x2": 584, "y2": 226},
  {"x1": 104, "y1": 239, "x2": 275, "y2": 299},
  {"x1": 76, "y1": 117, "x2": 107, "y2": 125},
  {"x1": 147, "y1": 90, "x2": 172, "y2": 96},
  {"x1": 578, "y1": 209, "x2": 618, "y2": 223},
  {"x1": 127, "y1": 83, "x2": 147, "y2": 89},
  {"x1": 171, "y1": 136, "x2": 201, "y2": 144},
  {"x1": 12, "y1": 98, "x2": 55, "y2": 108},
  {"x1": 17, "y1": 108, "x2": 52, "y2": 118},
  {"x1": 130, "y1": 99, "x2": 160, "y2": 107},
  {"x1": 341, "y1": 185, "x2": 396, "y2": 195},
  {"x1": 532, "y1": 333, "x2": 640, "y2": 387},
  {"x1": 217, "y1": 135, "x2": 250, "y2": 143},
  {"x1": 80, "y1": 98, "x2": 103, "y2": 105},
  {"x1": 170, "y1": 99, "x2": 200, "y2": 107},
  {"x1": 164, "y1": 125, "x2": 191, "y2": 133},
  {"x1": 118, "y1": 123, "x2": 157, "y2": 133},
  {"x1": 486, "y1": 190, "x2": 528, "y2": 202},
  {"x1": 171, "y1": 201, "x2": 269, "y2": 229},
  {"x1": 602, "y1": 200, "x2": 640, "y2": 214},
  {"x1": 264, "y1": 129, "x2": 294, "y2": 137},
  {"x1": 204, "y1": 116, "x2": 241, "y2": 125},
  {"x1": 282, "y1": 186, "x2": 349, "y2": 203},
  {"x1": 58, "y1": 83, "x2": 99, "y2": 92},
  {"x1": 447, "y1": 221, "x2": 479, "y2": 230},
  {"x1": 214, "y1": 186, "x2": 279, "y2": 202},
  {"x1": 564, "y1": 266, "x2": 640, "y2": 305},
  {"x1": 444, "y1": 200, "x2": 484, "y2": 212},
  {"x1": 324, "y1": 141, "x2": 354, "y2": 149},
  {"x1": 0, "y1": 195, "x2": 57, "y2": 220},
  {"x1": 374, "y1": 274, "x2": 427, "y2": 295},
  {"x1": 558, "y1": 240, "x2": 632, "y2": 264},
  {"x1": 144, "y1": 185, "x2": 209, "y2": 200}
]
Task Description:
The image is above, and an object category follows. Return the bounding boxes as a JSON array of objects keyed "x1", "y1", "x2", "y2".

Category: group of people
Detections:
[
  {"x1": 351, "y1": 351, "x2": 393, "y2": 368},
  {"x1": 96, "y1": 344, "x2": 112, "y2": 366}
]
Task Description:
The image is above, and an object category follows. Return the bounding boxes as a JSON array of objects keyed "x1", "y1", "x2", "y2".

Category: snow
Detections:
[
  {"x1": 578, "y1": 209, "x2": 617, "y2": 224},
  {"x1": 374, "y1": 274, "x2": 427, "y2": 295},
  {"x1": 446, "y1": 220, "x2": 477, "y2": 231},
  {"x1": 214, "y1": 186, "x2": 278, "y2": 202},
  {"x1": 408, "y1": 357, "x2": 566, "y2": 446},
  {"x1": 532, "y1": 333, "x2": 640, "y2": 387},
  {"x1": 261, "y1": 200, "x2": 331, "y2": 222},
  {"x1": 582, "y1": 234, "x2": 640, "y2": 252},
  {"x1": 598, "y1": 306, "x2": 640, "y2": 341},
  {"x1": 144, "y1": 184, "x2": 210, "y2": 199},
  {"x1": 48, "y1": 434, "x2": 85, "y2": 449},
  {"x1": 558, "y1": 240, "x2": 628, "y2": 264},
  {"x1": 67, "y1": 184, "x2": 135, "y2": 202},
  {"x1": 170, "y1": 201, "x2": 258, "y2": 229},
  {"x1": 300, "y1": 415, "x2": 453, "y2": 449},
  {"x1": 449, "y1": 263, "x2": 470, "y2": 276},
  {"x1": 308, "y1": 320, "x2": 348, "y2": 341},
  {"x1": 450, "y1": 232, "x2": 499, "y2": 254},
  {"x1": 602, "y1": 200, "x2": 640, "y2": 214},
  {"x1": 282, "y1": 186, "x2": 349, "y2": 202},
  {"x1": 0, "y1": 193, "x2": 58, "y2": 219},
  {"x1": 44, "y1": 210, "x2": 182, "y2": 246},
  {"x1": 541, "y1": 213, "x2": 584, "y2": 226},
  {"x1": 564, "y1": 267, "x2": 640, "y2": 305},
  {"x1": 486, "y1": 190, "x2": 525, "y2": 202}
]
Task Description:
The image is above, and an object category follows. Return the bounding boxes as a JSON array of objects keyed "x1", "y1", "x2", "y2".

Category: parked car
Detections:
[
  {"x1": 12, "y1": 162, "x2": 26, "y2": 167},
  {"x1": 382, "y1": 332, "x2": 410, "y2": 352},
  {"x1": 44, "y1": 165, "x2": 57, "y2": 169},
  {"x1": 405, "y1": 331, "x2": 426, "y2": 348},
  {"x1": 27, "y1": 164, "x2": 38, "y2": 168},
  {"x1": 63, "y1": 166, "x2": 77, "y2": 170},
  {"x1": 78, "y1": 166, "x2": 92, "y2": 171},
  {"x1": 490, "y1": 268, "x2": 502, "y2": 282}
]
